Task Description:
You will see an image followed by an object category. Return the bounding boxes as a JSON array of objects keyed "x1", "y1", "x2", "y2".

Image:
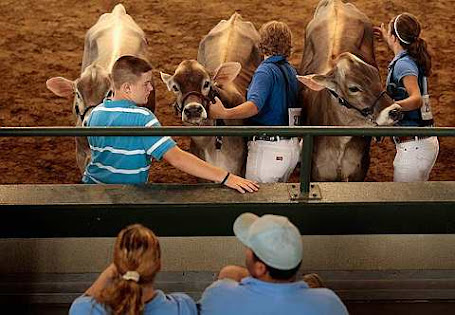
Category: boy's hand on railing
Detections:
[{"x1": 224, "y1": 174, "x2": 259, "y2": 193}]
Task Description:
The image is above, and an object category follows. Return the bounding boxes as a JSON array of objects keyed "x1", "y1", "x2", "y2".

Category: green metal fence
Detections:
[{"x1": 1, "y1": 126, "x2": 454, "y2": 197}]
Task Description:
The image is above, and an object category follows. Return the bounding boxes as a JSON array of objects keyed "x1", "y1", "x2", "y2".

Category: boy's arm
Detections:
[{"x1": 163, "y1": 146, "x2": 259, "y2": 193}]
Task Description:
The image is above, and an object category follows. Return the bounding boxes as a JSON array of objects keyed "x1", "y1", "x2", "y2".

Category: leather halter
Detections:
[
  {"x1": 175, "y1": 87, "x2": 225, "y2": 150},
  {"x1": 327, "y1": 89, "x2": 389, "y2": 122},
  {"x1": 77, "y1": 105, "x2": 98, "y2": 124},
  {"x1": 75, "y1": 89, "x2": 113, "y2": 125}
]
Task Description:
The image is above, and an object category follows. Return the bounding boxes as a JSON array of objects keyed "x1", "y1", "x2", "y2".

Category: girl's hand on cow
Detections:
[
  {"x1": 373, "y1": 23, "x2": 387, "y2": 42},
  {"x1": 209, "y1": 97, "x2": 228, "y2": 119},
  {"x1": 224, "y1": 173, "x2": 259, "y2": 194}
]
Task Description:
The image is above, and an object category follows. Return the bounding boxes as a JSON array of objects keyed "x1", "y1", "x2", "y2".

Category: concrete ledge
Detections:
[
  {"x1": 1, "y1": 270, "x2": 455, "y2": 304},
  {"x1": 2, "y1": 235, "x2": 455, "y2": 273},
  {"x1": 0, "y1": 182, "x2": 454, "y2": 237}
]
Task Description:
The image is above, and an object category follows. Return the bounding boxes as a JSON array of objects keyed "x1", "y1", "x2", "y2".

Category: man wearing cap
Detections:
[{"x1": 199, "y1": 213, "x2": 348, "y2": 315}]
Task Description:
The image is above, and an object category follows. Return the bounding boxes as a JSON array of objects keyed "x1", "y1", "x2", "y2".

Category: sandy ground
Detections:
[{"x1": 0, "y1": 0, "x2": 453, "y2": 184}]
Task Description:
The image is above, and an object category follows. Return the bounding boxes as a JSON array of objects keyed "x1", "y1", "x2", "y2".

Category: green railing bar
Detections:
[
  {"x1": 0, "y1": 126, "x2": 454, "y2": 137},
  {"x1": 300, "y1": 134, "x2": 313, "y2": 197},
  {"x1": 1, "y1": 126, "x2": 453, "y2": 199}
]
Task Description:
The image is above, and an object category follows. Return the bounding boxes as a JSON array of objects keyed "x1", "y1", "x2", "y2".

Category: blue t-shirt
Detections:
[
  {"x1": 69, "y1": 291, "x2": 197, "y2": 315},
  {"x1": 199, "y1": 277, "x2": 348, "y2": 315},
  {"x1": 386, "y1": 50, "x2": 422, "y2": 126},
  {"x1": 82, "y1": 99, "x2": 176, "y2": 184},
  {"x1": 247, "y1": 55, "x2": 299, "y2": 126}
]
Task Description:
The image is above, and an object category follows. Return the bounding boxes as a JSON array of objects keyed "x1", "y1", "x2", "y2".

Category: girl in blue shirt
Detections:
[
  {"x1": 69, "y1": 224, "x2": 197, "y2": 315},
  {"x1": 375, "y1": 13, "x2": 439, "y2": 182}
]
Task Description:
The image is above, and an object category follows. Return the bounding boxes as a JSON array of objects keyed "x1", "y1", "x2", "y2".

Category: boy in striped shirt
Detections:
[{"x1": 82, "y1": 56, "x2": 258, "y2": 193}]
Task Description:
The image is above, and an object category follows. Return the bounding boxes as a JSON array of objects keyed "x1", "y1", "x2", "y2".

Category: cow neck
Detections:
[{"x1": 326, "y1": 89, "x2": 385, "y2": 122}]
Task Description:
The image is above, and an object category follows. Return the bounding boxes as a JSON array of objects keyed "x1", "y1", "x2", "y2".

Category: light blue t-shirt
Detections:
[
  {"x1": 199, "y1": 277, "x2": 348, "y2": 315},
  {"x1": 69, "y1": 291, "x2": 197, "y2": 315},
  {"x1": 247, "y1": 55, "x2": 299, "y2": 126},
  {"x1": 82, "y1": 99, "x2": 176, "y2": 184},
  {"x1": 386, "y1": 50, "x2": 422, "y2": 126}
]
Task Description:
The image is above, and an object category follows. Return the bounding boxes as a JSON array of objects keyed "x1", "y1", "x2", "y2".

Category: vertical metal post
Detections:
[{"x1": 300, "y1": 134, "x2": 313, "y2": 198}]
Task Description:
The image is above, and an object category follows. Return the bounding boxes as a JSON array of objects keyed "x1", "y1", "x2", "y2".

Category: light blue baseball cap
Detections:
[{"x1": 233, "y1": 212, "x2": 303, "y2": 270}]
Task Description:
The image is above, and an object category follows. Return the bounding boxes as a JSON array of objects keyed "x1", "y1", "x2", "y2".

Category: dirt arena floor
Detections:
[{"x1": 0, "y1": 0, "x2": 453, "y2": 184}]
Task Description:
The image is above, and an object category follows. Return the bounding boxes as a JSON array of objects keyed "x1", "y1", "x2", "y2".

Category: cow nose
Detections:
[{"x1": 183, "y1": 105, "x2": 203, "y2": 118}]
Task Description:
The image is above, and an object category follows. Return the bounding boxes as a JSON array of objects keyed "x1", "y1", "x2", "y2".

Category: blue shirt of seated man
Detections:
[{"x1": 199, "y1": 277, "x2": 348, "y2": 315}]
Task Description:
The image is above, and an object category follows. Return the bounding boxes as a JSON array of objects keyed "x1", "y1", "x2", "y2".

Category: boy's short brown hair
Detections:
[
  {"x1": 112, "y1": 55, "x2": 152, "y2": 89},
  {"x1": 258, "y1": 21, "x2": 293, "y2": 58}
]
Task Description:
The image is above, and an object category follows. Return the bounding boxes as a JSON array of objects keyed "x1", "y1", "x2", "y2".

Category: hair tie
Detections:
[
  {"x1": 122, "y1": 271, "x2": 140, "y2": 282},
  {"x1": 394, "y1": 14, "x2": 411, "y2": 45}
]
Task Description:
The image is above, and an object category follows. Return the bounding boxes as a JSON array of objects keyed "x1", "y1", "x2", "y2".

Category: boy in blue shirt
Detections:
[
  {"x1": 83, "y1": 55, "x2": 258, "y2": 193},
  {"x1": 208, "y1": 21, "x2": 301, "y2": 183}
]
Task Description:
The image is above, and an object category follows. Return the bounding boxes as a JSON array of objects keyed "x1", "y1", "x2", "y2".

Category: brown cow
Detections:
[
  {"x1": 161, "y1": 13, "x2": 261, "y2": 176},
  {"x1": 297, "y1": 0, "x2": 401, "y2": 181},
  {"x1": 45, "y1": 4, "x2": 154, "y2": 173}
]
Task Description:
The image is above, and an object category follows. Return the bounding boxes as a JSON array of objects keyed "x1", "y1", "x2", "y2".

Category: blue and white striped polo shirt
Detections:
[{"x1": 82, "y1": 99, "x2": 176, "y2": 184}]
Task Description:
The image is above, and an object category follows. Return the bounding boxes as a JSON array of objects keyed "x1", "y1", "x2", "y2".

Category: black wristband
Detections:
[{"x1": 220, "y1": 172, "x2": 230, "y2": 185}]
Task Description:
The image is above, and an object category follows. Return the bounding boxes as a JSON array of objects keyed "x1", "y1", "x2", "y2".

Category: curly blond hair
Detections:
[{"x1": 258, "y1": 21, "x2": 293, "y2": 58}]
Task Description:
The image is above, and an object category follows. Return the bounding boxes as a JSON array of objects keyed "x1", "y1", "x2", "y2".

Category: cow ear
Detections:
[
  {"x1": 160, "y1": 72, "x2": 174, "y2": 91},
  {"x1": 297, "y1": 74, "x2": 335, "y2": 92},
  {"x1": 212, "y1": 62, "x2": 241, "y2": 86},
  {"x1": 46, "y1": 77, "x2": 74, "y2": 98}
]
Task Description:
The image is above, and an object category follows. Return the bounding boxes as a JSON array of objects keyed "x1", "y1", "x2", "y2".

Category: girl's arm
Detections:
[{"x1": 395, "y1": 75, "x2": 422, "y2": 111}]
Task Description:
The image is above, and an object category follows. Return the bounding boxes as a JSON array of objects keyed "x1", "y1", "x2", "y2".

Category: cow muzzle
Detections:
[
  {"x1": 182, "y1": 102, "x2": 208, "y2": 125},
  {"x1": 376, "y1": 104, "x2": 403, "y2": 126}
]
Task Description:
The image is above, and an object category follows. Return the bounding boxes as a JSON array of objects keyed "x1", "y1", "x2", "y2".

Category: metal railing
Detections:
[{"x1": 1, "y1": 126, "x2": 454, "y2": 198}]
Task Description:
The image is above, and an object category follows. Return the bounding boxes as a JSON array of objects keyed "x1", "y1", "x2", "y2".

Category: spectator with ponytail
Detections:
[
  {"x1": 374, "y1": 13, "x2": 439, "y2": 182},
  {"x1": 69, "y1": 224, "x2": 197, "y2": 315}
]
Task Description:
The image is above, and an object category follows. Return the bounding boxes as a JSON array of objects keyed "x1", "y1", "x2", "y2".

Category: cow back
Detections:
[
  {"x1": 197, "y1": 12, "x2": 261, "y2": 98},
  {"x1": 299, "y1": 0, "x2": 381, "y2": 181}
]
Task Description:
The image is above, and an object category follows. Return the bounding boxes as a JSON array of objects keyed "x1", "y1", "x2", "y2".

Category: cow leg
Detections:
[
  {"x1": 75, "y1": 137, "x2": 91, "y2": 175},
  {"x1": 341, "y1": 138, "x2": 370, "y2": 181},
  {"x1": 311, "y1": 138, "x2": 341, "y2": 181},
  {"x1": 145, "y1": 87, "x2": 156, "y2": 113}
]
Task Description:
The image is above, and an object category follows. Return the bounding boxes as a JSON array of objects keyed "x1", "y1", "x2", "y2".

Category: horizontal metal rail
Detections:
[
  {"x1": 1, "y1": 126, "x2": 454, "y2": 198},
  {"x1": 0, "y1": 126, "x2": 453, "y2": 137}
]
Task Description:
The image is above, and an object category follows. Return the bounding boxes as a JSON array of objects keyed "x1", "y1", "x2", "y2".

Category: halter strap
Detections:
[{"x1": 327, "y1": 89, "x2": 388, "y2": 120}]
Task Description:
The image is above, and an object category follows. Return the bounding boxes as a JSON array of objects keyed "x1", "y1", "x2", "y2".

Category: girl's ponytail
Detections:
[
  {"x1": 392, "y1": 13, "x2": 432, "y2": 76},
  {"x1": 407, "y1": 37, "x2": 432, "y2": 76}
]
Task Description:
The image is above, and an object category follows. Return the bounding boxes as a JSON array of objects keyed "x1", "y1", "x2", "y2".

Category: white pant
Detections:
[
  {"x1": 393, "y1": 136, "x2": 439, "y2": 182},
  {"x1": 245, "y1": 138, "x2": 301, "y2": 183}
]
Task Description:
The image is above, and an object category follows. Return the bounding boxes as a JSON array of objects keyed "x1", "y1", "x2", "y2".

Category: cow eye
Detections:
[
  {"x1": 203, "y1": 81, "x2": 210, "y2": 89},
  {"x1": 172, "y1": 85, "x2": 179, "y2": 92},
  {"x1": 348, "y1": 86, "x2": 361, "y2": 93}
]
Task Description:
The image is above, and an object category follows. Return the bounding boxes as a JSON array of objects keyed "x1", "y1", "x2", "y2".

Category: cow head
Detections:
[
  {"x1": 46, "y1": 64, "x2": 112, "y2": 125},
  {"x1": 298, "y1": 52, "x2": 401, "y2": 126},
  {"x1": 160, "y1": 60, "x2": 241, "y2": 125}
]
